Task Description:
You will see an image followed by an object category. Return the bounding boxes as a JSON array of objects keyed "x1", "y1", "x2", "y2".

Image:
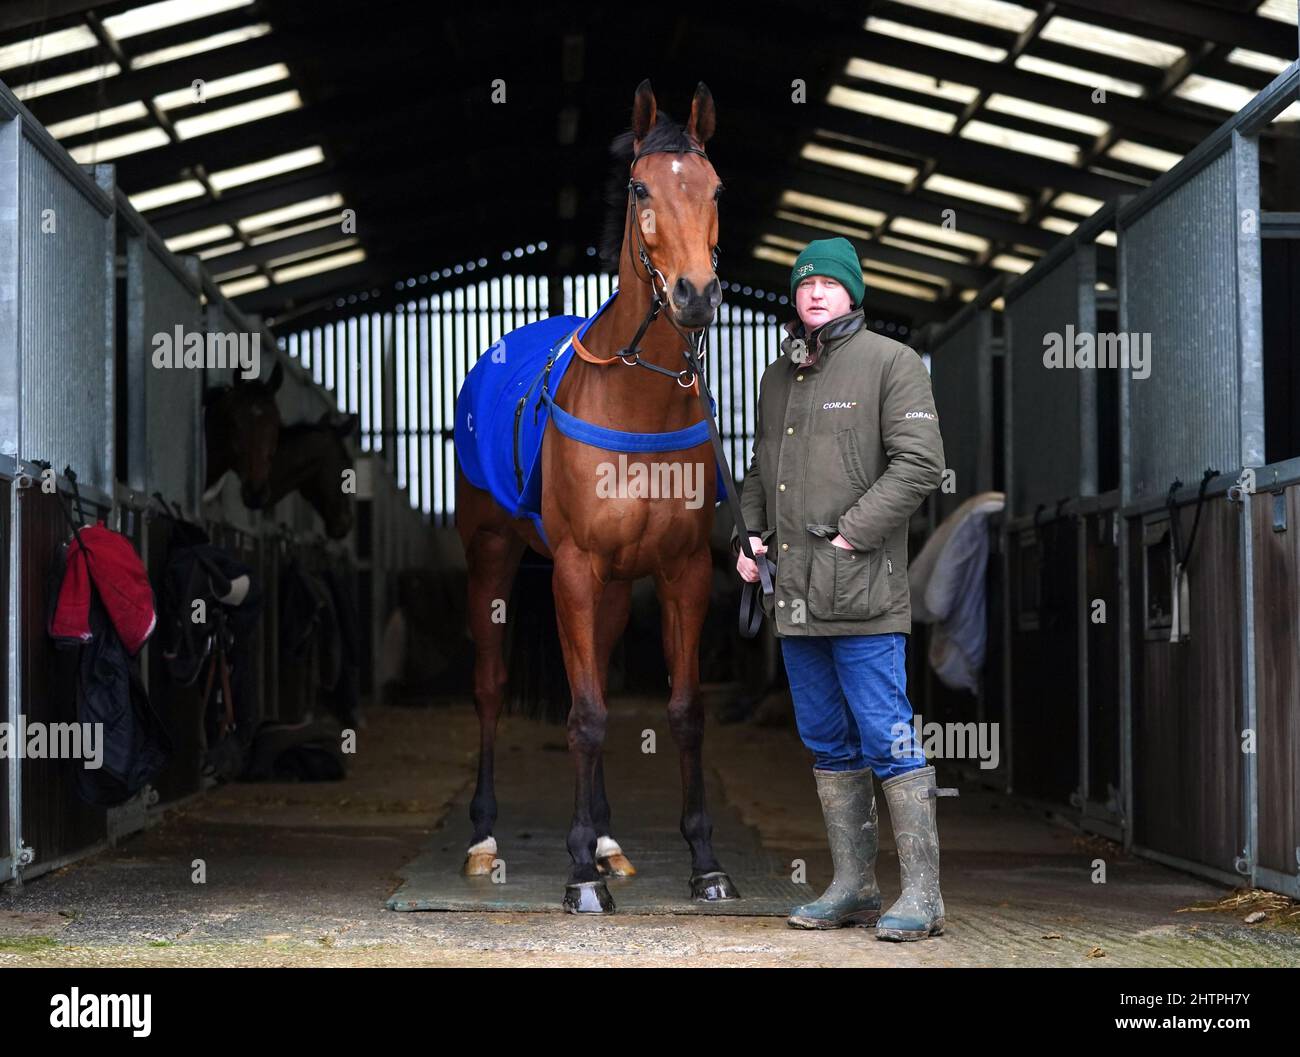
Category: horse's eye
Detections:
[
  {"x1": 714, "y1": 184, "x2": 724, "y2": 200},
  {"x1": 633, "y1": 182, "x2": 649, "y2": 199}
]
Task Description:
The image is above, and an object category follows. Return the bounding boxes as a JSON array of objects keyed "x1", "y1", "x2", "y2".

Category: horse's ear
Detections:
[
  {"x1": 631, "y1": 79, "x2": 657, "y2": 143},
  {"x1": 267, "y1": 361, "x2": 284, "y2": 392},
  {"x1": 687, "y1": 82, "x2": 716, "y2": 146}
]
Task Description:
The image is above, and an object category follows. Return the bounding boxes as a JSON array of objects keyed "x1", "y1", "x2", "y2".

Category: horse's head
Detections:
[
  {"x1": 204, "y1": 361, "x2": 284, "y2": 507},
  {"x1": 264, "y1": 412, "x2": 359, "y2": 539},
  {"x1": 624, "y1": 80, "x2": 722, "y2": 330}
]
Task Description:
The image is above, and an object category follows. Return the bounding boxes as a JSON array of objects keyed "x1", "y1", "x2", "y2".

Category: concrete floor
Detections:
[{"x1": 2, "y1": 693, "x2": 1298, "y2": 967}]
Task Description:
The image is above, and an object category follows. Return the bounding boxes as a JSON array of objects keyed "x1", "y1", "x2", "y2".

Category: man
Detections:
[{"x1": 733, "y1": 236, "x2": 949, "y2": 941}]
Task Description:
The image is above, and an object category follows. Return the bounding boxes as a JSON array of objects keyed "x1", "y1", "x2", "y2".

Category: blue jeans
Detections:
[{"x1": 780, "y1": 633, "x2": 926, "y2": 779}]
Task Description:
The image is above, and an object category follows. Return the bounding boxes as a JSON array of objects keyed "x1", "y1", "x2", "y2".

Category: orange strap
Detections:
[{"x1": 569, "y1": 331, "x2": 700, "y2": 395}]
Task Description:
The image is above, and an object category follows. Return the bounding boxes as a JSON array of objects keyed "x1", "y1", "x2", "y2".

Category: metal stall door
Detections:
[
  {"x1": 1, "y1": 474, "x2": 12, "y2": 881},
  {"x1": 1250, "y1": 481, "x2": 1300, "y2": 898},
  {"x1": 1118, "y1": 125, "x2": 1264, "y2": 884},
  {"x1": 1002, "y1": 241, "x2": 1097, "y2": 810},
  {"x1": 0, "y1": 102, "x2": 117, "y2": 881}
]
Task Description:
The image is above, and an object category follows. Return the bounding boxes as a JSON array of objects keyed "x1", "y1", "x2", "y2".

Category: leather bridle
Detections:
[{"x1": 605, "y1": 143, "x2": 718, "y2": 389}]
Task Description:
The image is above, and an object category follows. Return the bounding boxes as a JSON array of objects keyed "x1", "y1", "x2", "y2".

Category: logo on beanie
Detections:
[{"x1": 795, "y1": 263, "x2": 815, "y2": 279}]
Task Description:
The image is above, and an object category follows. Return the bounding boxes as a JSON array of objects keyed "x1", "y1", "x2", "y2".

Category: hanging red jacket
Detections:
[{"x1": 49, "y1": 522, "x2": 157, "y2": 657}]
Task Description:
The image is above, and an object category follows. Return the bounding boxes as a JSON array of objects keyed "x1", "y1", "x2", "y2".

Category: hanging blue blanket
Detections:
[{"x1": 453, "y1": 291, "x2": 725, "y2": 546}]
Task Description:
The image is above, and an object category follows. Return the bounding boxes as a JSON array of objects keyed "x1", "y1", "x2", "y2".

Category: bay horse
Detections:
[
  {"x1": 455, "y1": 80, "x2": 734, "y2": 912},
  {"x1": 203, "y1": 362, "x2": 284, "y2": 508},
  {"x1": 262, "y1": 411, "x2": 360, "y2": 539}
]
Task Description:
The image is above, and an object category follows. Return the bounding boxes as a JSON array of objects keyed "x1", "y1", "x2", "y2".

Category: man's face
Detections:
[{"x1": 796, "y1": 275, "x2": 853, "y2": 330}]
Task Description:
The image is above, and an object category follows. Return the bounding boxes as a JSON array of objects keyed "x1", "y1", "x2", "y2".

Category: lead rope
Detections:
[{"x1": 1165, "y1": 467, "x2": 1216, "y2": 644}]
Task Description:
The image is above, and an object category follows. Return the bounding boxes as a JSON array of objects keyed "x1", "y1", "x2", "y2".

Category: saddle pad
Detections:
[{"x1": 453, "y1": 292, "x2": 726, "y2": 543}]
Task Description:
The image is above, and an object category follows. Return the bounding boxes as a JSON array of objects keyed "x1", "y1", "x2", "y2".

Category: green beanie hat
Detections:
[{"x1": 790, "y1": 237, "x2": 865, "y2": 308}]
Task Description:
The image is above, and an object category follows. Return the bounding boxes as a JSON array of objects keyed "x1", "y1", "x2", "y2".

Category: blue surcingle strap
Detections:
[{"x1": 540, "y1": 387, "x2": 717, "y2": 453}]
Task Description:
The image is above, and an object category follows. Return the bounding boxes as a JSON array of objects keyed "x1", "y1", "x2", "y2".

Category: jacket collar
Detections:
[{"x1": 781, "y1": 307, "x2": 865, "y2": 369}]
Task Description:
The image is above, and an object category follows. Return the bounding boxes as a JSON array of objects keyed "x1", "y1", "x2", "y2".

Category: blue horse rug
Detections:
[{"x1": 454, "y1": 290, "x2": 725, "y2": 547}]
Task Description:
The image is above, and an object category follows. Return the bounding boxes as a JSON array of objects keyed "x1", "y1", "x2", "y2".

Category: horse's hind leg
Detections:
[
  {"x1": 592, "y1": 580, "x2": 635, "y2": 877},
  {"x1": 655, "y1": 545, "x2": 739, "y2": 901},
  {"x1": 458, "y1": 478, "x2": 527, "y2": 875}
]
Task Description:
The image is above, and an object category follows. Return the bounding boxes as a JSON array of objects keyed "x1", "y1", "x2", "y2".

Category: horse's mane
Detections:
[{"x1": 598, "y1": 110, "x2": 703, "y2": 274}]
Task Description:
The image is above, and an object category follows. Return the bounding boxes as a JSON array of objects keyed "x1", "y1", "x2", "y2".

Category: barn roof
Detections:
[{"x1": 2, "y1": 0, "x2": 1297, "y2": 330}]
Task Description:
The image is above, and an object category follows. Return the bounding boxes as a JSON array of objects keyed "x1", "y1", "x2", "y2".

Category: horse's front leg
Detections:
[
  {"x1": 655, "y1": 545, "x2": 739, "y2": 901},
  {"x1": 592, "y1": 579, "x2": 635, "y2": 877},
  {"x1": 552, "y1": 544, "x2": 616, "y2": 913}
]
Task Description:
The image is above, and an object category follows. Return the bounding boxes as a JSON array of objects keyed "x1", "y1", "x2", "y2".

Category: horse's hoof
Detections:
[
  {"x1": 596, "y1": 852, "x2": 637, "y2": 877},
  {"x1": 463, "y1": 837, "x2": 498, "y2": 876},
  {"x1": 689, "y1": 870, "x2": 740, "y2": 901},
  {"x1": 464, "y1": 851, "x2": 497, "y2": 876},
  {"x1": 563, "y1": 881, "x2": 616, "y2": 914}
]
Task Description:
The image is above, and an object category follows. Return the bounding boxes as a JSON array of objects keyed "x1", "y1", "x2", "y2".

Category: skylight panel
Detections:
[
  {"x1": 46, "y1": 102, "x2": 149, "y2": 140},
  {"x1": 220, "y1": 274, "x2": 270, "y2": 298},
  {"x1": 237, "y1": 194, "x2": 345, "y2": 233},
  {"x1": 827, "y1": 85, "x2": 959, "y2": 133},
  {"x1": 1227, "y1": 48, "x2": 1291, "y2": 74},
  {"x1": 761, "y1": 234, "x2": 809, "y2": 252},
  {"x1": 272, "y1": 248, "x2": 366, "y2": 284},
  {"x1": 197, "y1": 242, "x2": 245, "y2": 259},
  {"x1": 131, "y1": 24, "x2": 272, "y2": 69},
  {"x1": 878, "y1": 235, "x2": 971, "y2": 263},
  {"x1": 13, "y1": 63, "x2": 121, "y2": 101},
  {"x1": 862, "y1": 271, "x2": 940, "y2": 301},
  {"x1": 890, "y1": 216, "x2": 990, "y2": 252},
  {"x1": 960, "y1": 120, "x2": 1082, "y2": 165},
  {"x1": 801, "y1": 142, "x2": 919, "y2": 183},
  {"x1": 1174, "y1": 75, "x2": 1258, "y2": 114},
  {"x1": 1040, "y1": 216, "x2": 1078, "y2": 236},
  {"x1": 102, "y1": 0, "x2": 255, "y2": 40},
  {"x1": 1256, "y1": 1, "x2": 1297, "y2": 24},
  {"x1": 69, "y1": 127, "x2": 170, "y2": 163},
  {"x1": 0, "y1": 26, "x2": 98, "y2": 73},
  {"x1": 1107, "y1": 139, "x2": 1182, "y2": 172},
  {"x1": 208, "y1": 146, "x2": 325, "y2": 191},
  {"x1": 267, "y1": 238, "x2": 359, "y2": 270},
  {"x1": 1038, "y1": 16, "x2": 1185, "y2": 67},
  {"x1": 248, "y1": 214, "x2": 347, "y2": 246},
  {"x1": 165, "y1": 224, "x2": 235, "y2": 252},
  {"x1": 842, "y1": 58, "x2": 980, "y2": 103},
  {"x1": 129, "y1": 179, "x2": 206, "y2": 211},
  {"x1": 991, "y1": 254, "x2": 1035, "y2": 273},
  {"x1": 780, "y1": 190, "x2": 887, "y2": 228},
  {"x1": 862, "y1": 256, "x2": 950, "y2": 287},
  {"x1": 754, "y1": 245, "x2": 797, "y2": 267},
  {"x1": 887, "y1": 0, "x2": 1037, "y2": 33},
  {"x1": 1096, "y1": 230, "x2": 1117, "y2": 246},
  {"x1": 1014, "y1": 54, "x2": 1144, "y2": 98},
  {"x1": 1052, "y1": 192, "x2": 1105, "y2": 216},
  {"x1": 173, "y1": 90, "x2": 302, "y2": 140},
  {"x1": 982, "y1": 94, "x2": 1110, "y2": 136},
  {"x1": 865, "y1": 17, "x2": 1008, "y2": 62},
  {"x1": 154, "y1": 64, "x2": 291, "y2": 110},
  {"x1": 775, "y1": 209, "x2": 877, "y2": 241},
  {"x1": 923, "y1": 172, "x2": 1029, "y2": 213}
]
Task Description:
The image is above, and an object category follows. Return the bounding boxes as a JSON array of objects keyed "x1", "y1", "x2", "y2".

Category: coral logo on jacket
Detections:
[
  {"x1": 904, "y1": 410, "x2": 937, "y2": 420},
  {"x1": 822, "y1": 401, "x2": 858, "y2": 410}
]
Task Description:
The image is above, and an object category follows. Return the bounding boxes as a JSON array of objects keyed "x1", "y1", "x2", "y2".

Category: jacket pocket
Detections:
[{"x1": 805, "y1": 524, "x2": 891, "y2": 621}]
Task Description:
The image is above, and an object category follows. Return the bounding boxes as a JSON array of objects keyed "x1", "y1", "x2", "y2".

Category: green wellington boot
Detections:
[
  {"x1": 787, "y1": 766, "x2": 882, "y2": 929},
  {"x1": 877, "y1": 765, "x2": 957, "y2": 941}
]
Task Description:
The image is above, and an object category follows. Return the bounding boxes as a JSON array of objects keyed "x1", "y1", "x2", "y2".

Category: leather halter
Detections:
[{"x1": 570, "y1": 143, "x2": 717, "y2": 390}]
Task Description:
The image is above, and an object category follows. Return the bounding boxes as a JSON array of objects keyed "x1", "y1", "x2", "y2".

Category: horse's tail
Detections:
[{"x1": 504, "y1": 549, "x2": 571, "y2": 724}]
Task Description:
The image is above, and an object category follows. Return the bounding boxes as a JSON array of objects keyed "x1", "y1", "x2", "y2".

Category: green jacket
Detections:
[{"x1": 732, "y1": 313, "x2": 945, "y2": 637}]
